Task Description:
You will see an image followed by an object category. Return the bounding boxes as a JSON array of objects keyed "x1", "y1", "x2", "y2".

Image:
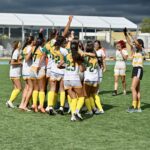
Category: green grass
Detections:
[{"x1": 0, "y1": 64, "x2": 150, "y2": 150}]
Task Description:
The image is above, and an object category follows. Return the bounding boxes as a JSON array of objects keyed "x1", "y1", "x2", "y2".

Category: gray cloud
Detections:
[{"x1": 0, "y1": 0, "x2": 149, "y2": 23}]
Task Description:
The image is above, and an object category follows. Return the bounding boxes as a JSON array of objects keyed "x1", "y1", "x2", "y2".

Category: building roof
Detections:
[{"x1": 0, "y1": 13, "x2": 137, "y2": 29}]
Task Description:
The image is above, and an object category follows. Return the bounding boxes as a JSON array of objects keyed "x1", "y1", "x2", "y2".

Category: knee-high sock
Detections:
[
  {"x1": 132, "y1": 100, "x2": 137, "y2": 109},
  {"x1": 32, "y1": 90, "x2": 38, "y2": 106},
  {"x1": 39, "y1": 91, "x2": 45, "y2": 108},
  {"x1": 9, "y1": 89, "x2": 21, "y2": 102},
  {"x1": 71, "y1": 98, "x2": 77, "y2": 114},
  {"x1": 89, "y1": 96, "x2": 96, "y2": 109},
  {"x1": 137, "y1": 100, "x2": 141, "y2": 109},
  {"x1": 76, "y1": 97, "x2": 85, "y2": 112},
  {"x1": 53, "y1": 93, "x2": 57, "y2": 107},
  {"x1": 60, "y1": 91, "x2": 65, "y2": 107},
  {"x1": 48, "y1": 91, "x2": 55, "y2": 107},
  {"x1": 67, "y1": 95, "x2": 72, "y2": 108},
  {"x1": 94, "y1": 94, "x2": 103, "y2": 111},
  {"x1": 85, "y1": 98, "x2": 92, "y2": 112}
]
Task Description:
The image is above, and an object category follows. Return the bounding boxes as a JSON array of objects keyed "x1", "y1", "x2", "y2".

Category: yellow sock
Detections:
[
  {"x1": 53, "y1": 93, "x2": 57, "y2": 107},
  {"x1": 89, "y1": 96, "x2": 96, "y2": 109},
  {"x1": 39, "y1": 91, "x2": 45, "y2": 108},
  {"x1": 76, "y1": 97, "x2": 85, "y2": 112},
  {"x1": 67, "y1": 95, "x2": 72, "y2": 108},
  {"x1": 132, "y1": 100, "x2": 137, "y2": 109},
  {"x1": 137, "y1": 100, "x2": 141, "y2": 109},
  {"x1": 85, "y1": 98, "x2": 92, "y2": 111},
  {"x1": 48, "y1": 91, "x2": 55, "y2": 107},
  {"x1": 94, "y1": 94, "x2": 103, "y2": 111},
  {"x1": 9, "y1": 89, "x2": 20, "y2": 102},
  {"x1": 60, "y1": 91, "x2": 66, "y2": 107},
  {"x1": 32, "y1": 90, "x2": 38, "y2": 106},
  {"x1": 71, "y1": 98, "x2": 77, "y2": 114}
]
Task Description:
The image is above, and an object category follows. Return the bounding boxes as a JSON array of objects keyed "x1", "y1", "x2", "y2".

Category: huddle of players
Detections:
[{"x1": 6, "y1": 16, "x2": 107, "y2": 121}]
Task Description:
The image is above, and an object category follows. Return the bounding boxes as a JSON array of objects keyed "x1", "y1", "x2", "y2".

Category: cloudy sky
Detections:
[{"x1": 0, "y1": 0, "x2": 149, "y2": 23}]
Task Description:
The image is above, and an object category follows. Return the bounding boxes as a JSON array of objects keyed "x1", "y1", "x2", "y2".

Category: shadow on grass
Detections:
[
  {"x1": 103, "y1": 103, "x2": 117, "y2": 112},
  {"x1": 141, "y1": 102, "x2": 150, "y2": 110},
  {"x1": 100, "y1": 90, "x2": 131, "y2": 96},
  {"x1": 126, "y1": 90, "x2": 132, "y2": 95},
  {"x1": 82, "y1": 103, "x2": 117, "y2": 121},
  {"x1": 100, "y1": 90, "x2": 114, "y2": 95}
]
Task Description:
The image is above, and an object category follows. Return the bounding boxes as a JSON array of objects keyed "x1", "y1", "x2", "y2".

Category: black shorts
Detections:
[{"x1": 132, "y1": 67, "x2": 143, "y2": 80}]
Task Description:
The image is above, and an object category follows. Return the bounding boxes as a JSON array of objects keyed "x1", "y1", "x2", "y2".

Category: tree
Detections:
[{"x1": 141, "y1": 18, "x2": 150, "y2": 33}]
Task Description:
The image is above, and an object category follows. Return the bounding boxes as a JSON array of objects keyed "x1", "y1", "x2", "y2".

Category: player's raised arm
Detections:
[
  {"x1": 62, "y1": 16, "x2": 73, "y2": 37},
  {"x1": 123, "y1": 28, "x2": 133, "y2": 48}
]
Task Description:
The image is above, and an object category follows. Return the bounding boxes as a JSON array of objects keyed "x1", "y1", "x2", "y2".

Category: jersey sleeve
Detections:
[
  {"x1": 122, "y1": 49, "x2": 128, "y2": 56},
  {"x1": 12, "y1": 50, "x2": 19, "y2": 60},
  {"x1": 60, "y1": 48, "x2": 68, "y2": 57},
  {"x1": 101, "y1": 50, "x2": 106, "y2": 57},
  {"x1": 42, "y1": 43, "x2": 50, "y2": 55}
]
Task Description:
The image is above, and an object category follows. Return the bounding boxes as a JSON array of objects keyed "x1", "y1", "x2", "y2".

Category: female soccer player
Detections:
[
  {"x1": 112, "y1": 40, "x2": 128, "y2": 96},
  {"x1": 63, "y1": 40, "x2": 85, "y2": 121},
  {"x1": 94, "y1": 40, "x2": 106, "y2": 84},
  {"x1": 124, "y1": 28, "x2": 144, "y2": 113},
  {"x1": 6, "y1": 41, "x2": 22, "y2": 108},
  {"x1": 83, "y1": 41, "x2": 104, "y2": 115},
  {"x1": 19, "y1": 36, "x2": 34, "y2": 111},
  {"x1": 46, "y1": 36, "x2": 67, "y2": 115},
  {"x1": 30, "y1": 29, "x2": 46, "y2": 113}
]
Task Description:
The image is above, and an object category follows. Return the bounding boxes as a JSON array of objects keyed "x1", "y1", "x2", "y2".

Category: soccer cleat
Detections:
[
  {"x1": 95, "y1": 109, "x2": 104, "y2": 115},
  {"x1": 6, "y1": 101, "x2": 16, "y2": 108},
  {"x1": 135, "y1": 108, "x2": 142, "y2": 113},
  {"x1": 85, "y1": 111, "x2": 93, "y2": 115},
  {"x1": 75, "y1": 112, "x2": 83, "y2": 120},
  {"x1": 71, "y1": 114, "x2": 76, "y2": 121},
  {"x1": 57, "y1": 107, "x2": 64, "y2": 115},
  {"x1": 112, "y1": 90, "x2": 117, "y2": 96},
  {"x1": 49, "y1": 107, "x2": 57, "y2": 115},
  {"x1": 92, "y1": 108, "x2": 97, "y2": 114},
  {"x1": 45, "y1": 106, "x2": 50, "y2": 113},
  {"x1": 67, "y1": 108, "x2": 71, "y2": 114},
  {"x1": 127, "y1": 106, "x2": 136, "y2": 113}
]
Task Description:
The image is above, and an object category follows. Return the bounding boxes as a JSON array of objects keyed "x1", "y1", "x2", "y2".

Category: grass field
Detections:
[{"x1": 0, "y1": 64, "x2": 150, "y2": 150}]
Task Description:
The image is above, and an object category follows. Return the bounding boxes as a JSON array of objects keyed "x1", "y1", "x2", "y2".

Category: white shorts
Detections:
[
  {"x1": 10, "y1": 66, "x2": 22, "y2": 79},
  {"x1": 46, "y1": 68, "x2": 51, "y2": 78},
  {"x1": 114, "y1": 67, "x2": 126, "y2": 76},
  {"x1": 114, "y1": 61, "x2": 126, "y2": 76},
  {"x1": 50, "y1": 72, "x2": 64, "y2": 81},
  {"x1": 22, "y1": 66, "x2": 32, "y2": 80},
  {"x1": 98, "y1": 68, "x2": 103, "y2": 83},
  {"x1": 79, "y1": 72, "x2": 84, "y2": 82},
  {"x1": 30, "y1": 67, "x2": 46, "y2": 79},
  {"x1": 84, "y1": 81, "x2": 99, "y2": 87},
  {"x1": 64, "y1": 80, "x2": 82, "y2": 90}
]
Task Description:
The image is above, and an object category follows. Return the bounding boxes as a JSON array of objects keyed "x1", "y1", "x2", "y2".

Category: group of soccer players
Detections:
[{"x1": 6, "y1": 16, "x2": 145, "y2": 121}]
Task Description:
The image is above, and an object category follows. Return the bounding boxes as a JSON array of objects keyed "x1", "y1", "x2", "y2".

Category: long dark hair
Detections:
[
  {"x1": 47, "y1": 29, "x2": 58, "y2": 41},
  {"x1": 70, "y1": 40, "x2": 83, "y2": 63},
  {"x1": 11, "y1": 41, "x2": 20, "y2": 58},
  {"x1": 22, "y1": 36, "x2": 34, "y2": 50},
  {"x1": 32, "y1": 30, "x2": 45, "y2": 56},
  {"x1": 86, "y1": 41, "x2": 94, "y2": 53},
  {"x1": 54, "y1": 36, "x2": 66, "y2": 49}
]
